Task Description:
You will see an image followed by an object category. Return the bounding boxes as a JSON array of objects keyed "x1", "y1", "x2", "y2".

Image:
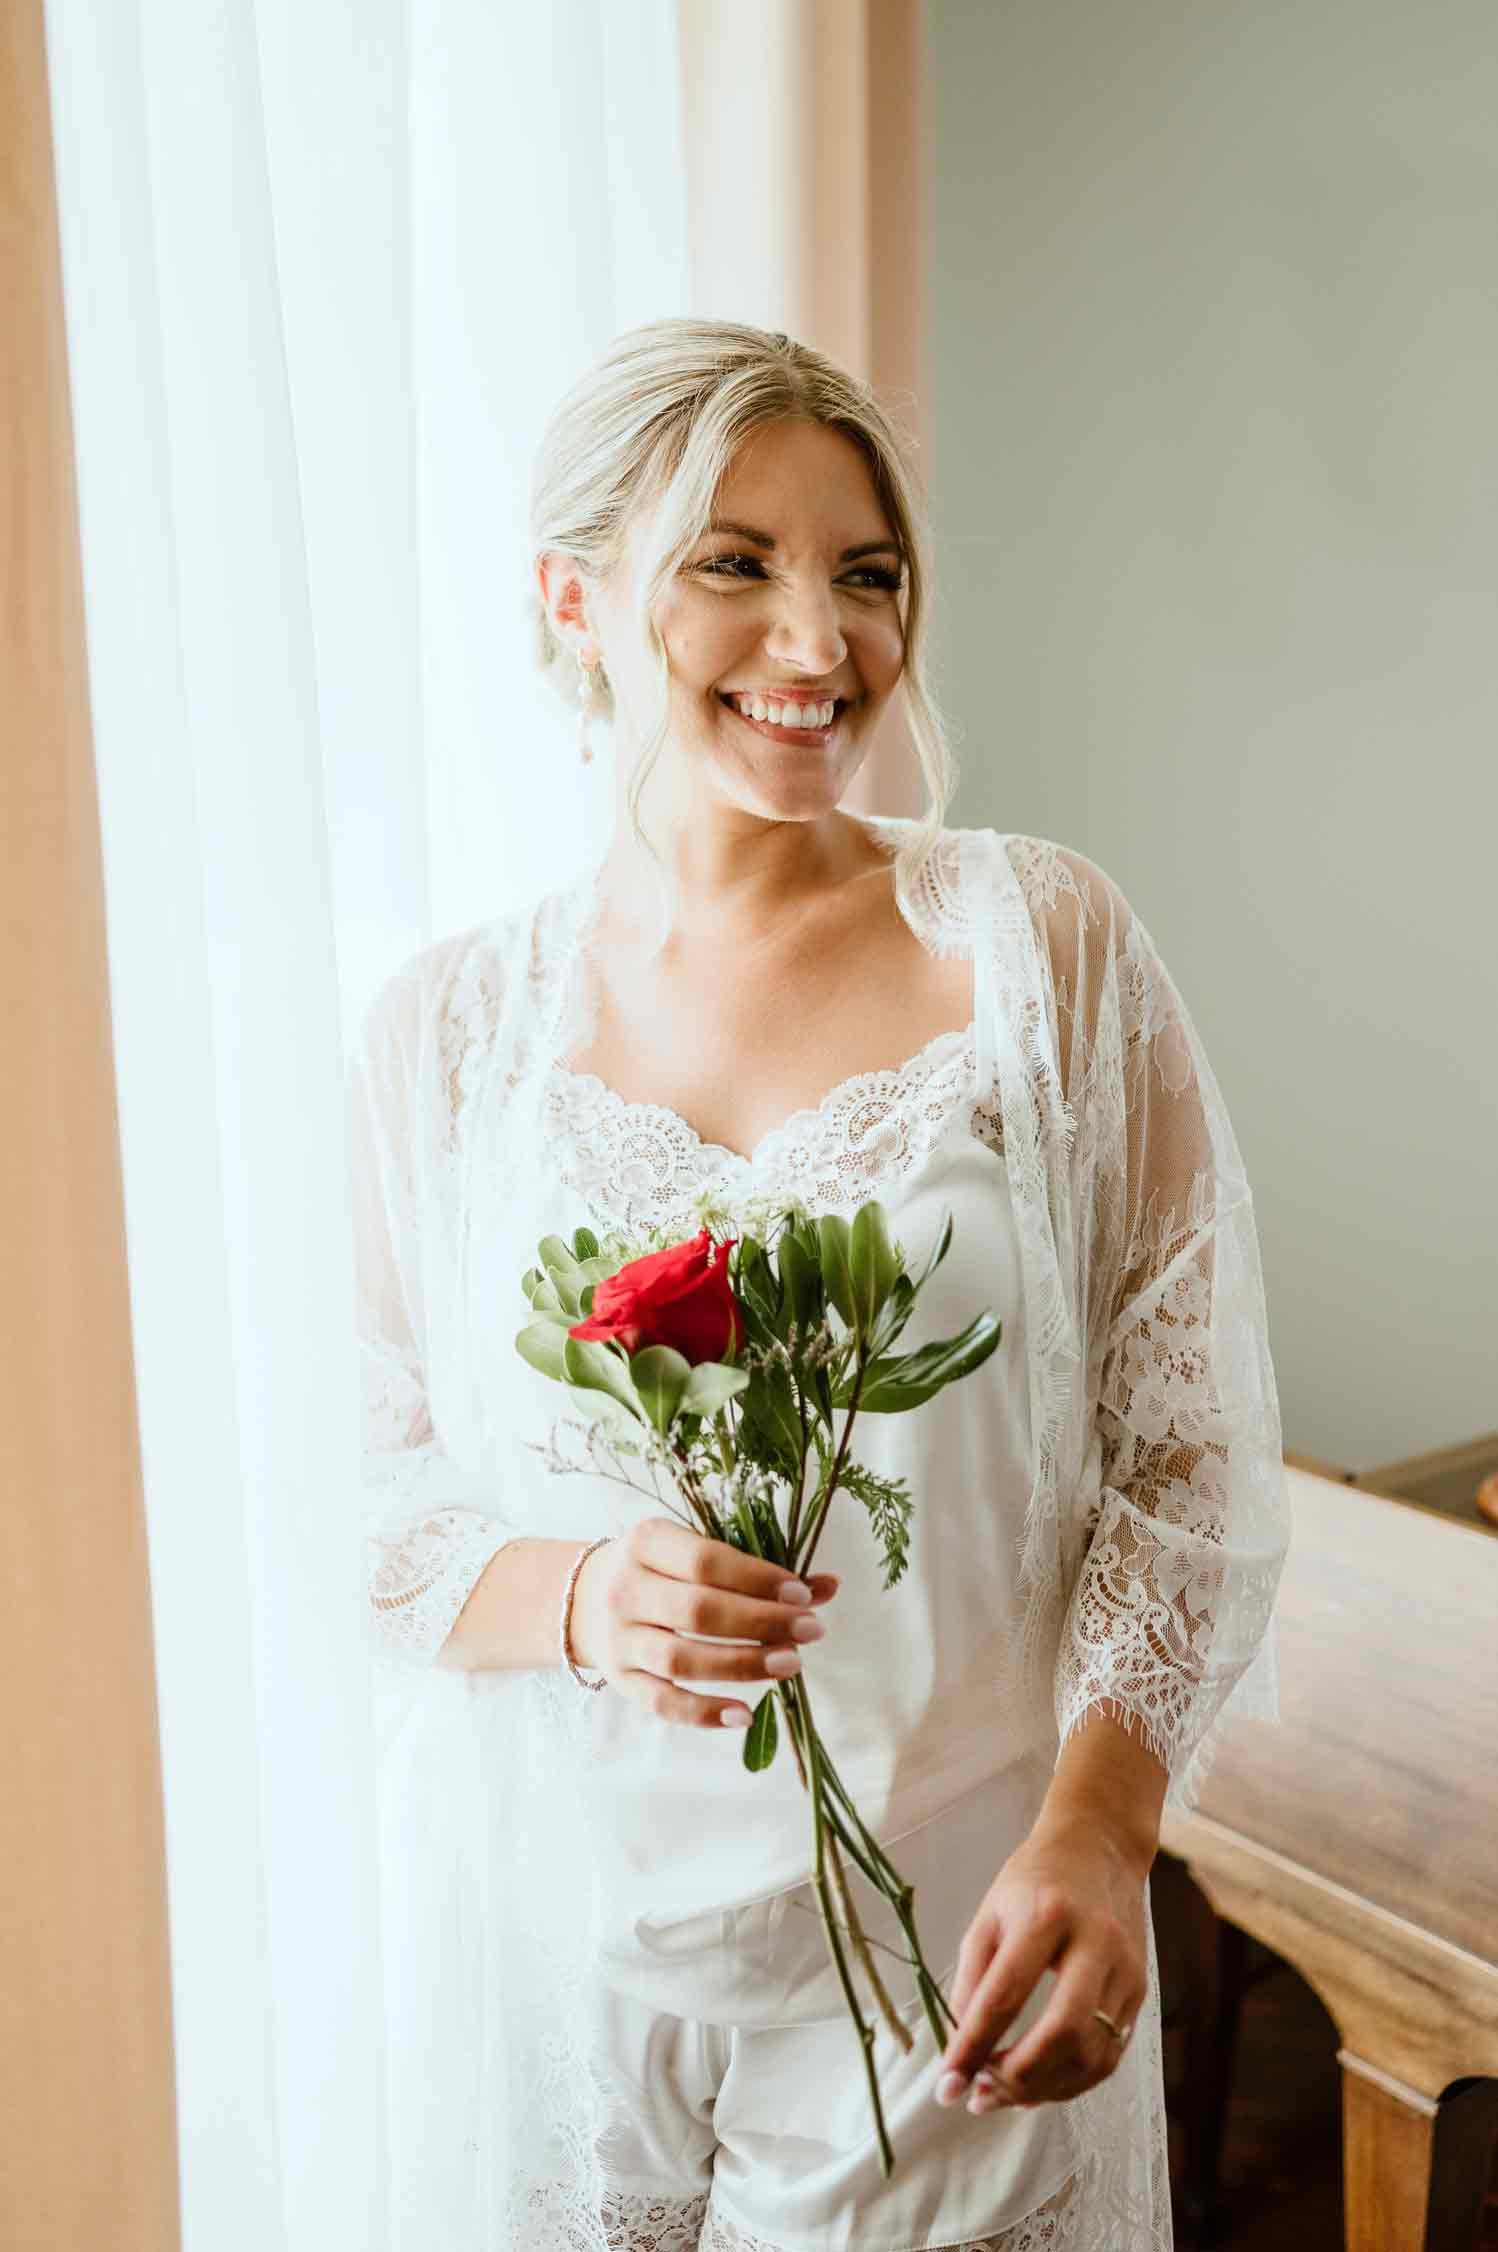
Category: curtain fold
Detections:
[
  {"x1": 43, "y1": 4, "x2": 691, "y2": 2243},
  {"x1": 40, "y1": 0, "x2": 925, "y2": 2239}
]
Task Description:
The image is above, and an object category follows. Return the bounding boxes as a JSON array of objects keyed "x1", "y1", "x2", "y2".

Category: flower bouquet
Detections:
[{"x1": 515, "y1": 1189, "x2": 1002, "y2": 2175}]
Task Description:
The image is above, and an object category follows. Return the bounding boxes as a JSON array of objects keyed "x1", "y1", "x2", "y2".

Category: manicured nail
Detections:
[
  {"x1": 778, "y1": 1581, "x2": 813, "y2": 1605},
  {"x1": 934, "y1": 2069, "x2": 969, "y2": 2106},
  {"x1": 721, "y1": 1706, "x2": 752, "y2": 1727},
  {"x1": 972, "y1": 2070, "x2": 996, "y2": 2094}
]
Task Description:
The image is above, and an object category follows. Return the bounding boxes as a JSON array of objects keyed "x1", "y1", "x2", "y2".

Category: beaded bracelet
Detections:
[{"x1": 560, "y1": 1534, "x2": 614, "y2": 1691}]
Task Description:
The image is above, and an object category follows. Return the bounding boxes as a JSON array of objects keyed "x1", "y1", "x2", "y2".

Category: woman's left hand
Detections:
[{"x1": 935, "y1": 1815, "x2": 1150, "y2": 2112}]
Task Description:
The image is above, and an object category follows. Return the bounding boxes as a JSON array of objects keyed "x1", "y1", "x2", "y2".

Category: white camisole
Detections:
[{"x1": 483, "y1": 1018, "x2": 1061, "y2": 2006}]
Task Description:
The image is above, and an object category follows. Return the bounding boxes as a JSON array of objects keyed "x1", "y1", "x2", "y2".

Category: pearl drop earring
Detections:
[{"x1": 576, "y1": 651, "x2": 602, "y2": 764}]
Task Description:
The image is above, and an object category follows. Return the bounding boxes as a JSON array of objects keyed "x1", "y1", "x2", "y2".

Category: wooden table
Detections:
[{"x1": 1159, "y1": 1463, "x2": 1498, "y2": 2251}]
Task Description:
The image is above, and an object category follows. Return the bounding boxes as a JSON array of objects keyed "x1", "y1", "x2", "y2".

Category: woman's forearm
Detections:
[
  {"x1": 1031, "y1": 1704, "x2": 1169, "y2": 1878},
  {"x1": 433, "y1": 1536, "x2": 589, "y2": 1672}
]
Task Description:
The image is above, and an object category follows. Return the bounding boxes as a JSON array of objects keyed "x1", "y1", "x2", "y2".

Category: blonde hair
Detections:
[{"x1": 527, "y1": 317, "x2": 959, "y2": 953}]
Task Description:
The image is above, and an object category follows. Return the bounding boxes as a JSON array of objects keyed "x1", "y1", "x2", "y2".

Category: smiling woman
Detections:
[
  {"x1": 350, "y1": 316, "x2": 1290, "y2": 2252},
  {"x1": 529, "y1": 319, "x2": 956, "y2": 966},
  {"x1": 568, "y1": 432, "x2": 908, "y2": 828}
]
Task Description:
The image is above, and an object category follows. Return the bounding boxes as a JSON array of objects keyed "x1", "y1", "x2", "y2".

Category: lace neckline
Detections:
[{"x1": 546, "y1": 1019, "x2": 977, "y2": 1176}]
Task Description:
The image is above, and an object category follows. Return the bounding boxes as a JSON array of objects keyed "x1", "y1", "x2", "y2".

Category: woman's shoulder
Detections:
[
  {"x1": 354, "y1": 906, "x2": 531, "y2": 1072},
  {"x1": 900, "y1": 819, "x2": 1135, "y2": 954},
  {"x1": 855, "y1": 810, "x2": 1138, "y2": 976},
  {"x1": 867, "y1": 811, "x2": 1125, "y2": 910},
  {"x1": 984, "y1": 828, "x2": 1131, "y2": 925}
]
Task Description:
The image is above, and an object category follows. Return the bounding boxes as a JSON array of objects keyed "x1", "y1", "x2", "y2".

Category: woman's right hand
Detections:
[{"x1": 569, "y1": 1516, "x2": 838, "y2": 1729}]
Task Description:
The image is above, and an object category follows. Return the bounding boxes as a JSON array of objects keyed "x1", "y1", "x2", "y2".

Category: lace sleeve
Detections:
[
  {"x1": 1021, "y1": 841, "x2": 1291, "y2": 1812},
  {"x1": 347, "y1": 937, "x2": 521, "y2": 1678}
]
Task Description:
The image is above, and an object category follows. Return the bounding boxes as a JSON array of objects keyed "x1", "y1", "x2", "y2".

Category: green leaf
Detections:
[
  {"x1": 817, "y1": 1213, "x2": 857, "y2": 1330},
  {"x1": 571, "y1": 1387, "x2": 641, "y2": 1436},
  {"x1": 866, "y1": 1273, "x2": 917, "y2": 1359},
  {"x1": 628, "y1": 1343, "x2": 693, "y2": 1436},
  {"x1": 848, "y1": 1311, "x2": 1003, "y2": 1412},
  {"x1": 678, "y1": 1361, "x2": 751, "y2": 1418},
  {"x1": 515, "y1": 1319, "x2": 572, "y2": 1381},
  {"x1": 912, "y1": 1208, "x2": 954, "y2": 1294},
  {"x1": 734, "y1": 1238, "x2": 782, "y2": 1329},
  {"x1": 748, "y1": 1492, "x2": 792, "y2": 1571},
  {"x1": 776, "y1": 1229, "x2": 822, "y2": 1334},
  {"x1": 530, "y1": 1277, "x2": 567, "y2": 1320},
  {"x1": 560, "y1": 1333, "x2": 646, "y2": 1419},
  {"x1": 548, "y1": 1268, "x2": 587, "y2": 1318},
  {"x1": 744, "y1": 1352, "x2": 806, "y2": 1467},
  {"x1": 571, "y1": 1226, "x2": 601, "y2": 1262},
  {"x1": 735, "y1": 1377, "x2": 805, "y2": 1484},
  {"x1": 743, "y1": 1690, "x2": 779, "y2": 1772},
  {"x1": 730, "y1": 1495, "x2": 767, "y2": 1559},
  {"x1": 538, "y1": 1234, "x2": 584, "y2": 1278},
  {"x1": 786, "y1": 1210, "x2": 820, "y2": 1258},
  {"x1": 848, "y1": 1200, "x2": 900, "y2": 1332}
]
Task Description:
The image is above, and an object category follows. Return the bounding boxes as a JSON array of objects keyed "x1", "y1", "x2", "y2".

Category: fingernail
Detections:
[
  {"x1": 790, "y1": 1614, "x2": 825, "y2": 1641},
  {"x1": 778, "y1": 1581, "x2": 813, "y2": 1605},
  {"x1": 967, "y1": 2085, "x2": 1002, "y2": 2115},
  {"x1": 934, "y1": 2069, "x2": 969, "y2": 2106},
  {"x1": 972, "y1": 2070, "x2": 996, "y2": 2094},
  {"x1": 720, "y1": 1706, "x2": 752, "y2": 1727}
]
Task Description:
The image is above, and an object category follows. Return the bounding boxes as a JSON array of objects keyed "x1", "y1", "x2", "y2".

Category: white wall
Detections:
[{"x1": 925, "y1": 0, "x2": 1496, "y2": 1471}]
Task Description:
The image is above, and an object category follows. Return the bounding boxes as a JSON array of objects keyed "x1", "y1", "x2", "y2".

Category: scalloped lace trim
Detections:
[
  {"x1": 594, "y1": 2184, "x2": 710, "y2": 2250},
  {"x1": 1054, "y1": 1230, "x2": 1284, "y2": 1783},
  {"x1": 700, "y1": 2168, "x2": 1083, "y2": 2250},
  {"x1": 518, "y1": 2168, "x2": 1084, "y2": 2251},
  {"x1": 541, "y1": 1022, "x2": 1001, "y2": 1232},
  {"x1": 366, "y1": 1506, "x2": 516, "y2": 1669}
]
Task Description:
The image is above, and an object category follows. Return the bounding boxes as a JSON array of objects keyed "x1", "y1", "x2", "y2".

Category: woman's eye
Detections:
[{"x1": 694, "y1": 554, "x2": 903, "y2": 592}]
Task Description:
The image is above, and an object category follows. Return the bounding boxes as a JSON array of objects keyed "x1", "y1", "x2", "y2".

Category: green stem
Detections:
[
  {"x1": 783, "y1": 1895, "x2": 922, "y2": 1966},
  {"x1": 786, "y1": 1329, "x2": 812, "y2": 1554},
  {"x1": 825, "y1": 1826, "x2": 913, "y2": 2057},
  {"x1": 805, "y1": 1706, "x2": 895, "y2": 2178},
  {"x1": 773, "y1": 1684, "x2": 886, "y2": 1897},
  {"x1": 673, "y1": 1456, "x2": 725, "y2": 1542},
  {"x1": 779, "y1": 1673, "x2": 959, "y2": 2053},
  {"x1": 793, "y1": 1355, "x2": 867, "y2": 1580}
]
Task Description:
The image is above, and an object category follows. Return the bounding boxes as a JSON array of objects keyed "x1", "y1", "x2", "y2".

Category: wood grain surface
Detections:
[
  {"x1": 1161, "y1": 1465, "x2": 1498, "y2": 2246},
  {"x1": 1165, "y1": 1466, "x2": 1498, "y2": 1970}
]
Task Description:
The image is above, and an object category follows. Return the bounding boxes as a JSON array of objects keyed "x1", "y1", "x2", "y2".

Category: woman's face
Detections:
[{"x1": 583, "y1": 417, "x2": 908, "y2": 821}]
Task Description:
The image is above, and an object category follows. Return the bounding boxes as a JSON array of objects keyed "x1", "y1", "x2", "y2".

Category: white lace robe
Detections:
[{"x1": 347, "y1": 815, "x2": 1291, "y2": 2251}]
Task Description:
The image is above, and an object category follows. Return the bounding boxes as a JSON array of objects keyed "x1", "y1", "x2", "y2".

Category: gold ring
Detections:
[{"x1": 1092, "y1": 2007, "x2": 1130, "y2": 2042}]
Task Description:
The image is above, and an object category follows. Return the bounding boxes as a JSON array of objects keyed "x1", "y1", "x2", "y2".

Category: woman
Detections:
[{"x1": 349, "y1": 319, "x2": 1291, "y2": 2251}]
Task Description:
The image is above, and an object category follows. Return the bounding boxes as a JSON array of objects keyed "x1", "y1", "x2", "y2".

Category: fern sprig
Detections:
[{"x1": 834, "y1": 1460, "x2": 914, "y2": 1588}]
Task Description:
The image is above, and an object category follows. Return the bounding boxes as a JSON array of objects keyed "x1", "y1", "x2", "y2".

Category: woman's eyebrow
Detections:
[{"x1": 705, "y1": 518, "x2": 905, "y2": 563}]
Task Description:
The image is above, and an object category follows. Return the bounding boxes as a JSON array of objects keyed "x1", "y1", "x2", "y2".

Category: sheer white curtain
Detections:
[{"x1": 43, "y1": 3, "x2": 688, "y2": 2243}]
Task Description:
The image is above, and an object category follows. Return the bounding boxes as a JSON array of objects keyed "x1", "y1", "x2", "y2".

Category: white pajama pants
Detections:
[{"x1": 588, "y1": 1765, "x2": 1087, "y2": 2252}]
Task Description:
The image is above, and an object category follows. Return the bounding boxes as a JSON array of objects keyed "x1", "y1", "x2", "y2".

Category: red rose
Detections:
[{"x1": 568, "y1": 1226, "x2": 746, "y2": 1364}]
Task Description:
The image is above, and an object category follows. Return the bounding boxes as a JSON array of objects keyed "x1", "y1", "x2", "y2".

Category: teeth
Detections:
[{"x1": 729, "y1": 693, "x2": 838, "y2": 729}]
